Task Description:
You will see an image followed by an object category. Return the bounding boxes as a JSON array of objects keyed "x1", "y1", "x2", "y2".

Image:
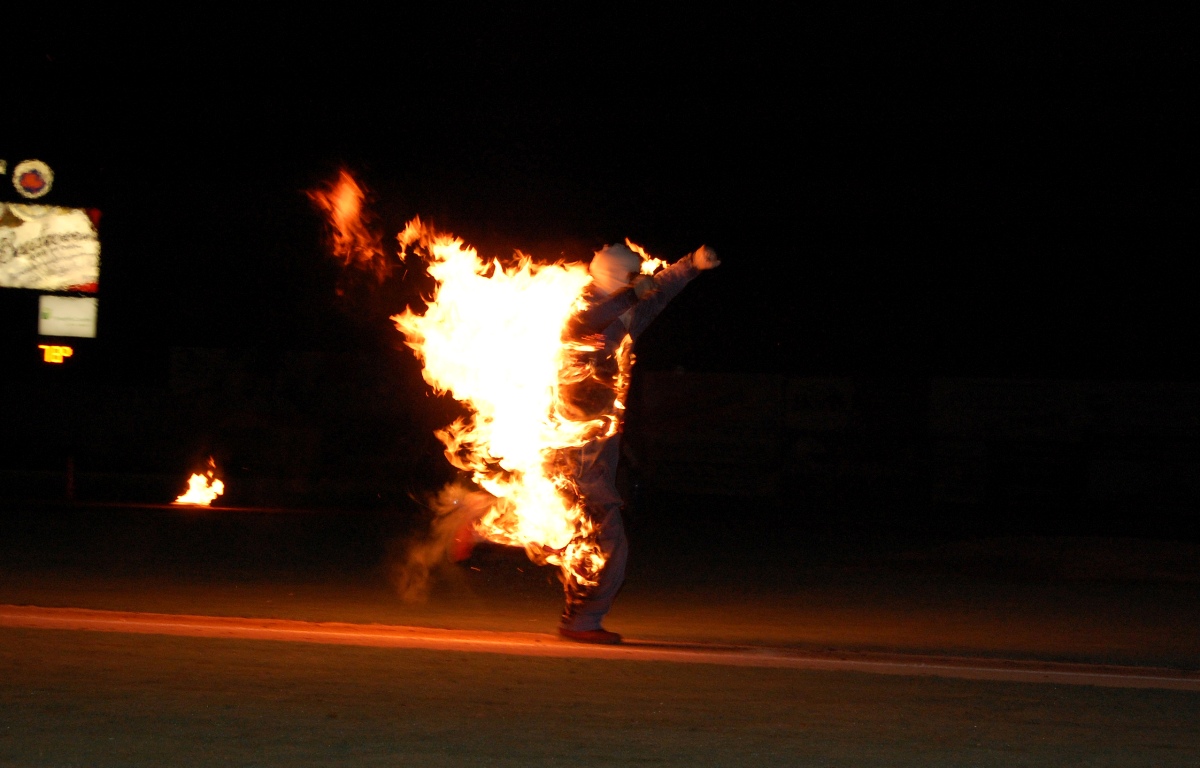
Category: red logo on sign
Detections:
[{"x1": 17, "y1": 170, "x2": 46, "y2": 195}]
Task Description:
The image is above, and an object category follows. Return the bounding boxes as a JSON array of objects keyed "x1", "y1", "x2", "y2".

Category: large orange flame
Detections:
[
  {"x1": 391, "y1": 218, "x2": 613, "y2": 586},
  {"x1": 307, "y1": 171, "x2": 666, "y2": 589}
]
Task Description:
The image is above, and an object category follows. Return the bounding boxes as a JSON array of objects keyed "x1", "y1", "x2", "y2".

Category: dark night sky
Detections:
[{"x1": 3, "y1": 8, "x2": 1194, "y2": 380}]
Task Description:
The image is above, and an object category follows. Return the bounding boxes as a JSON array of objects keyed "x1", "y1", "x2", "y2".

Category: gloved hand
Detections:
[{"x1": 692, "y1": 245, "x2": 721, "y2": 270}]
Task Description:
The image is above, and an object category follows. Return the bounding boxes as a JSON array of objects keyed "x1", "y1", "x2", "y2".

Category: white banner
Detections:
[
  {"x1": 38, "y1": 295, "x2": 98, "y2": 338},
  {"x1": 0, "y1": 205, "x2": 100, "y2": 291}
]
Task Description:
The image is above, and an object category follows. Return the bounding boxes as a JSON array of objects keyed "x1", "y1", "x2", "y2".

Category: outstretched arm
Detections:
[{"x1": 627, "y1": 245, "x2": 720, "y2": 338}]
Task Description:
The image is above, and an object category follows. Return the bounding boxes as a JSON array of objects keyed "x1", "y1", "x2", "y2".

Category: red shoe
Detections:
[{"x1": 558, "y1": 627, "x2": 622, "y2": 645}]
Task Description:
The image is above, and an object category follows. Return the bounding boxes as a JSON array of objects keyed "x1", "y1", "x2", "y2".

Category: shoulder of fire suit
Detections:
[
  {"x1": 568, "y1": 284, "x2": 639, "y2": 336},
  {"x1": 627, "y1": 252, "x2": 701, "y2": 339}
]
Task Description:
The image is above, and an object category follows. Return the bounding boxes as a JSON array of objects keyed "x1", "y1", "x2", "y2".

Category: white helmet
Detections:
[{"x1": 589, "y1": 243, "x2": 641, "y2": 296}]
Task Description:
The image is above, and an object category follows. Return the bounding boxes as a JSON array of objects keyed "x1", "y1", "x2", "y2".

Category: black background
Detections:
[{"x1": 4, "y1": 7, "x2": 1192, "y2": 381}]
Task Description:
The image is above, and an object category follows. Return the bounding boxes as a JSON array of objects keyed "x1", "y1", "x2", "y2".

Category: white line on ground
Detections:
[{"x1": 2, "y1": 604, "x2": 1197, "y2": 691}]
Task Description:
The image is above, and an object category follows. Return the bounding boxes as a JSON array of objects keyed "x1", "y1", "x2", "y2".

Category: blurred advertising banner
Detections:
[{"x1": 0, "y1": 204, "x2": 100, "y2": 292}]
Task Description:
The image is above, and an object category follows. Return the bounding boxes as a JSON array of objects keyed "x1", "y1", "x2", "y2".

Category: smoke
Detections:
[{"x1": 387, "y1": 481, "x2": 496, "y2": 603}]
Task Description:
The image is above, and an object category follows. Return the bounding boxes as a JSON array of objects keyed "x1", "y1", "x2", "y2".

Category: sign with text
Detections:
[
  {"x1": 38, "y1": 295, "x2": 98, "y2": 338},
  {"x1": 38, "y1": 344, "x2": 74, "y2": 363},
  {"x1": 0, "y1": 204, "x2": 100, "y2": 292}
]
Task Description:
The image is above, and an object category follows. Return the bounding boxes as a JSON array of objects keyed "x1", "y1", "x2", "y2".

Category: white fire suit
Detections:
[{"x1": 558, "y1": 252, "x2": 701, "y2": 632}]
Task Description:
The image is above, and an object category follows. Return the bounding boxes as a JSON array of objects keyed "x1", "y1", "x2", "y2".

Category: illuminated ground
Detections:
[
  {"x1": 2, "y1": 503, "x2": 1198, "y2": 667},
  {"x1": 1, "y1": 502, "x2": 1198, "y2": 765},
  {"x1": 3, "y1": 626, "x2": 1199, "y2": 766},
  {"x1": 3, "y1": 604, "x2": 1197, "y2": 691}
]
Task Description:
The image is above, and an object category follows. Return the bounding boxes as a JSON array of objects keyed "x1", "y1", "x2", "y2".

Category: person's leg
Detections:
[
  {"x1": 560, "y1": 500, "x2": 628, "y2": 635},
  {"x1": 557, "y1": 434, "x2": 628, "y2": 643}
]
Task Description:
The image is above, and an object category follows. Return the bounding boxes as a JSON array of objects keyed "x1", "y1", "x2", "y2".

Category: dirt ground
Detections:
[
  {"x1": 2, "y1": 537, "x2": 1198, "y2": 669},
  {"x1": 3, "y1": 627, "x2": 1199, "y2": 767},
  {"x1": 1, "y1": 504, "x2": 1198, "y2": 765}
]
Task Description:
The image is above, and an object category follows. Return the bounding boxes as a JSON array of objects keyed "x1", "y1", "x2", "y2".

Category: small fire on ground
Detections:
[{"x1": 174, "y1": 459, "x2": 225, "y2": 506}]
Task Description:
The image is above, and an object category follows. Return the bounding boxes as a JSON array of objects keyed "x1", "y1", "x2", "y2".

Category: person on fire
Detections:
[{"x1": 552, "y1": 241, "x2": 721, "y2": 644}]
